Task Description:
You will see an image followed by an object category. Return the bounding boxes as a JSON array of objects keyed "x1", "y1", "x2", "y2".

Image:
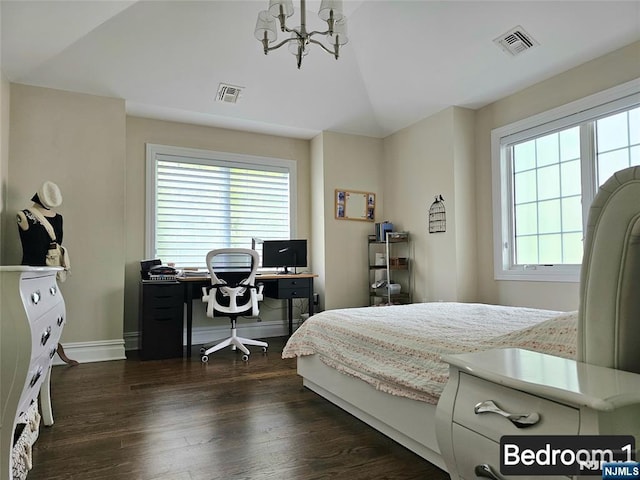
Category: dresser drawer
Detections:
[
  {"x1": 453, "y1": 372, "x2": 579, "y2": 442},
  {"x1": 21, "y1": 273, "x2": 63, "y2": 319},
  {"x1": 452, "y1": 423, "x2": 569, "y2": 480},
  {"x1": 17, "y1": 353, "x2": 53, "y2": 419},
  {"x1": 30, "y1": 302, "x2": 65, "y2": 359}
]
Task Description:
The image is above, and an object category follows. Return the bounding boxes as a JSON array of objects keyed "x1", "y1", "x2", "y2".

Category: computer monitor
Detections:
[{"x1": 261, "y1": 239, "x2": 307, "y2": 274}]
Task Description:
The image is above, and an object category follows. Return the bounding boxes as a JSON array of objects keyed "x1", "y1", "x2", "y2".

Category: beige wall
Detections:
[
  {"x1": 0, "y1": 69, "x2": 8, "y2": 362},
  {"x1": 0, "y1": 70, "x2": 9, "y2": 262},
  {"x1": 382, "y1": 106, "x2": 477, "y2": 303},
  {"x1": 315, "y1": 131, "x2": 384, "y2": 310},
  {"x1": 124, "y1": 117, "x2": 311, "y2": 334},
  {"x1": 5, "y1": 85, "x2": 127, "y2": 344},
  {"x1": 474, "y1": 41, "x2": 640, "y2": 311}
]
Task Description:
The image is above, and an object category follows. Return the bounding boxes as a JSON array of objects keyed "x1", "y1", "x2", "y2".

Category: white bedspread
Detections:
[{"x1": 282, "y1": 302, "x2": 577, "y2": 404}]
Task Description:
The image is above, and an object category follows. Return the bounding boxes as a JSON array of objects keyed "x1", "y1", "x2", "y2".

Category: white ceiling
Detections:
[{"x1": 2, "y1": 1, "x2": 639, "y2": 139}]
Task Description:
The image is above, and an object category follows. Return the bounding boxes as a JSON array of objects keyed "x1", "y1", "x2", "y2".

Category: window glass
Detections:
[
  {"x1": 537, "y1": 199, "x2": 561, "y2": 235},
  {"x1": 536, "y1": 133, "x2": 559, "y2": 167},
  {"x1": 537, "y1": 164, "x2": 560, "y2": 201},
  {"x1": 560, "y1": 127, "x2": 580, "y2": 161},
  {"x1": 513, "y1": 141, "x2": 536, "y2": 172},
  {"x1": 631, "y1": 146, "x2": 640, "y2": 166},
  {"x1": 630, "y1": 107, "x2": 640, "y2": 145},
  {"x1": 597, "y1": 111, "x2": 628, "y2": 152},
  {"x1": 516, "y1": 236, "x2": 538, "y2": 264},
  {"x1": 561, "y1": 196, "x2": 583, "y2": 232},
  {"x1": 514, "y1": 169, "x2": 537, "y2": 204},
  {"x1": 538, "y1": 234, "x2": 562, "y2": 264},
  {"x1": 560, "y1": 160, "x2": 581, "y2": 196},
  {"x1": 597, "y1": 149, "x2": 630, "y2": 186}
]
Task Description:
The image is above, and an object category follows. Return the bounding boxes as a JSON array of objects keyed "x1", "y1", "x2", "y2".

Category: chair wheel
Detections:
[
  {"x1": 199, "y1": 347, "x2": 206, "y2": 354},
  {"x1": 262, "y1": 347, "x2": 268, "y2": 353},
  {"x1": 201, "y1": 355, "x2": 209, "y2": 363},
  {"x1": 241, "y1": 354, "x2": 249, "y2": 362}
]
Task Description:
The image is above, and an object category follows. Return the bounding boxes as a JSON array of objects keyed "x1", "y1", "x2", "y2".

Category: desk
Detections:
[{"x1": 178, "y1": 273, "x2": 317, "y2": 356}]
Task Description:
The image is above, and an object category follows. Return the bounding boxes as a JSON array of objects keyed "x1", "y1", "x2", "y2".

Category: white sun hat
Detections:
[{"x1": 33, "y1": 181, "x2": 63, "y2": 209}]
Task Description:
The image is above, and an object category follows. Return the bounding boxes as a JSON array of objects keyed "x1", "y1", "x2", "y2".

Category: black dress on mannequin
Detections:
[{"x1": 18, "y1": 209, "x2": 64, "y2": 266}]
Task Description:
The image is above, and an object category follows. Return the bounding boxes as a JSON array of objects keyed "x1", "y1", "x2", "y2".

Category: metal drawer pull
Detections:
[
  {"x1": 57, "y1": 315, "x2": 64, "y2": 326},
  {"x1": 50, "y1": 347, "x2": 57, "y2": 359},
  {"x1": 474, "y1": 400, "x2": 540, "y2": 428},
  {"x1": 41, "y1": 326, "x2": 52, "y2": 346},
  {"x1": 474, "y1": 463, "x2": 503, "y2": 479},
  {"x1": 50, "y1": 285, "x2": 57, "y2": 296},
  {"x1": 29, "y1": 366, "x2": 44, "y2": 388},
  {"x1": 31, "y1": 290, "x2": 41, "y2": 305}
]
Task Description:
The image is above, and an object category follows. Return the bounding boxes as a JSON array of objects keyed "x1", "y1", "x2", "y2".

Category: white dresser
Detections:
[
  {"x1": 1, "y1": 267, "x2": 66, "y2": 480},
  {"x1": 436, "y1": 348, "x2": 640, "y2": 480}
]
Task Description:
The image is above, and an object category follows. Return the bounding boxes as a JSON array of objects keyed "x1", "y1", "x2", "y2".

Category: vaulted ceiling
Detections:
[{"x1": 2, "y1": 1, "x2": 639, "y2": 139}]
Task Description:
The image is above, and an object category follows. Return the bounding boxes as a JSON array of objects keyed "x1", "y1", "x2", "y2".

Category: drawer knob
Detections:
[
  {"x1": 474, "y1": 463, "x2": 502, "y2": 479},
  {"x1": 29, "y1": 366, "x2": 44, "y2": 388},
  {"x1": 474, "y1": 400, "x2": 540, "y2": 428},
  {"x1": 41, "y1": 326, "x2": 52, "y2": 346},
  {"x1": 50, "y1": 285, "x2": 57, "y2": 296},
  {"x1": 31, "y1": 290, "x2": 41, "y2": 305},
  {"x1": 57, "y1": 315, "x2": 64, "y2": 326}
]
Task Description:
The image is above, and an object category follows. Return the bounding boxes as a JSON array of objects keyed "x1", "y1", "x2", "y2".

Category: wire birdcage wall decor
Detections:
[{"x1": 429, "y1": 195, "x2": 446, "y2": 233}]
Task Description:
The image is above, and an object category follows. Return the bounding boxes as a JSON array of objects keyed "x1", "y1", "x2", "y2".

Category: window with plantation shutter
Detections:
[{"x1": 146, "y1": 144, "x2": 296, "y2": 268}]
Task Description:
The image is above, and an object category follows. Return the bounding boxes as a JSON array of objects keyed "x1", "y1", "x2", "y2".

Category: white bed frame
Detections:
[{"x1": 298, "y1": 355, "x2": 447, "y2": 471}]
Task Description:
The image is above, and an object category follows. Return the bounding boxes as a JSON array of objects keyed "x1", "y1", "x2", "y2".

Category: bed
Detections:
[
  {"x1": 282, "y1": 303, "x2": 577, "y2": 469},
  {"x1": 281, "y1": 165, "x2": 640, "y2": 472}
]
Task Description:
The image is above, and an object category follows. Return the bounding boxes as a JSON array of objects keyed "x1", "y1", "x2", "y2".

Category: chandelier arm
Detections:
[
  {"x1": 307, "y1": 29, "x2": 331, "y2": 37},
  {"x1": 308, "y1": 38, "x2": 338, "y2": 56},
  {"x1": 281, "y1": 25, "x2": 304, "y2": 38},
  {"x1": 265, "y1": 37, "x2": 299, "y2": 52}
]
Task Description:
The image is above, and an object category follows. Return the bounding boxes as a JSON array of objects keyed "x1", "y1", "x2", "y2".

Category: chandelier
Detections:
[{"x1": 254, "y1": 0, "x2": 349, "y2": 69}]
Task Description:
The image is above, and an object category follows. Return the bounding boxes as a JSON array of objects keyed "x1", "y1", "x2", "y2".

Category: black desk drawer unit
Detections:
[
  {"x1": 263, "y1": 277, "x2": 311, "y2": 299},
  {"x1": 140, "y1": 282, "x2": 184, "y2": 360}
]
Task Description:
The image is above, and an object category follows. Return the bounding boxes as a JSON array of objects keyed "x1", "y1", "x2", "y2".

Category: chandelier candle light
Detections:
[{"x1": 254, "y1": 0, "x2": 349, "y2": 69}]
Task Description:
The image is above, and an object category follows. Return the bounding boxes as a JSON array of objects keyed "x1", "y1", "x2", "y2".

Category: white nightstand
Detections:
[{"x1": 435, "y1": 348, "x2": 640, "y2": 480}]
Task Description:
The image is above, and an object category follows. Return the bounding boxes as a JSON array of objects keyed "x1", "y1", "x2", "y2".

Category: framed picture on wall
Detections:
[{"x1": 335, "y1": 189, "x2": 375, "y2": 222}]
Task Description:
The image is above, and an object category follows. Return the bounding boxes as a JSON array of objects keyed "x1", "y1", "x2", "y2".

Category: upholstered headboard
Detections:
[{"x1": 578, "y1": 166, "x2": 640, "y2": 374}]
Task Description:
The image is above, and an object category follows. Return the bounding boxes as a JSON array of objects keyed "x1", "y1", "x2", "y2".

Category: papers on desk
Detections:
[{"x1": 179, "y1": 270, "x2": 209, "y2": 278}]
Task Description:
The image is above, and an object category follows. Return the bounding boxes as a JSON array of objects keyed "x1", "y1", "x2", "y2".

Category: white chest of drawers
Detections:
[
  {"x1": 435, "y1": 348, "x2": 640, "y2": 480},
  {"x1": 1, "y1": 267, "x2": 66, "y2": 480}
]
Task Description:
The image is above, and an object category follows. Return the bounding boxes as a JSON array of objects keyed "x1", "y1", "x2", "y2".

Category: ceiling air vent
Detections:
[
  {"x1": 216, "y1": 83, "x2": 243, "y2": 104},
  {"x1": 494, "y1": 26, "x2": 538, "y2": 57}
]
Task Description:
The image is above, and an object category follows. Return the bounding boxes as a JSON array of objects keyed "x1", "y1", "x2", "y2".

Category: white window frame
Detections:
[
  {"x1": 145, "y1": 143, "x2": 297, "y2": 263},
  {"x1": 492, "y1": 78, "x2": 640, "y2": 282}
]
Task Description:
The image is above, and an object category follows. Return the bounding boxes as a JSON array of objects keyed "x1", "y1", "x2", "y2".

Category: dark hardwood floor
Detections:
[{"x1": 30, "y1": 337, "x2": 450, "y2": 480}]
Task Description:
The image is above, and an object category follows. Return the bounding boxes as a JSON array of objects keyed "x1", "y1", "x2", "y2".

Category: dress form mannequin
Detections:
[{"x1": 17, "y1": 181, "x2": 78, "y2": 366}]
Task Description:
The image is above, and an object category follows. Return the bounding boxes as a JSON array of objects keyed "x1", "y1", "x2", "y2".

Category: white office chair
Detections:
[{"x1": 200, "y1": 248, "x2": 268, "y2": 362}]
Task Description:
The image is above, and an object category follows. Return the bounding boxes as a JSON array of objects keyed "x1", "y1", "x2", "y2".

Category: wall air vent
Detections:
[
  {"x1": 494, "y1": 26, "x2": 539, "y2": 57},
  {"x1": 216, "y1": 83, "x2": 243, "y2": 104}
]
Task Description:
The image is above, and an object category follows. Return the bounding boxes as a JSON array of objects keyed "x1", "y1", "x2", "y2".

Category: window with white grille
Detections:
[
  {"x1": 493, "y1": 80, "x2": 640, "y2": 282},
  {"x1": 146, "y1": 144, "x2": 296, "y2": 268}
]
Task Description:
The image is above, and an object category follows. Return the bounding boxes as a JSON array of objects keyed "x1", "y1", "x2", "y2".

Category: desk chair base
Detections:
[{"x1": 200, "y1": 324, "x2": 268, "y2": 363}]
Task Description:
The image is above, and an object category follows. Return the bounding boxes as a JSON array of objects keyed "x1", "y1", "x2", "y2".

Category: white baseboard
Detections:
[
  {"x1": 123, "y1": 319, "x2": 294, "y2": 352},
  {"x1": 57, "y1": 320, "x2": 296, "y2": 364},
  {"x1": 52, "y1": 339, "x2": 126, "y2": 366}
]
